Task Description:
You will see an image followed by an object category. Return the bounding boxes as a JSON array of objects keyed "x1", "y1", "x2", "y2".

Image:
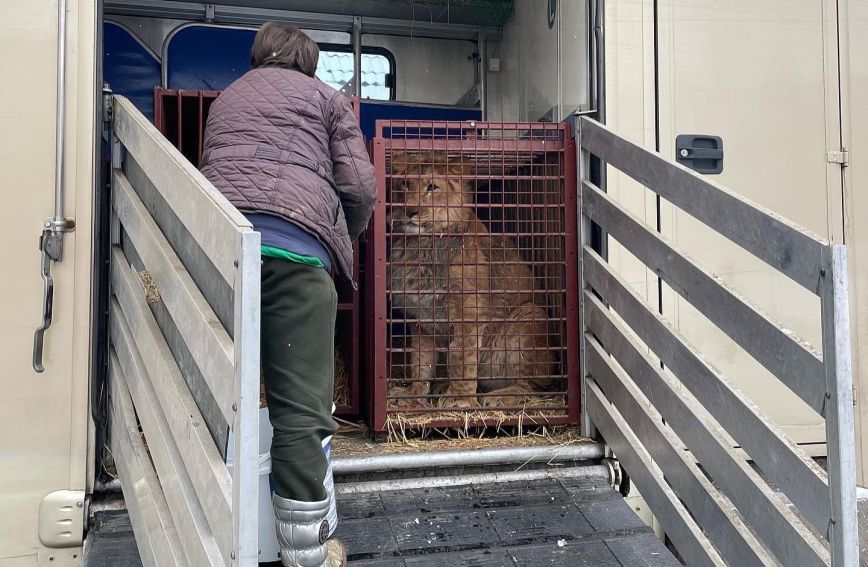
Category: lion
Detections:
[{"x1": 387, "y1": 151, "x2": 555, "y2": 409}]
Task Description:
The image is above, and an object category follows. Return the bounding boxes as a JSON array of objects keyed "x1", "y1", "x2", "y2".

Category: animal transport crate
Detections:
[
  {"x1": 153, "y1": 87, "x2": 363, "y2": 415},
  {"x1": 368, "y1": 120, "x2": 580, "y2": 433}
]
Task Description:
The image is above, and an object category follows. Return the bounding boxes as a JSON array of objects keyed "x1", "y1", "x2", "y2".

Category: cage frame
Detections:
[{"x1": 369, "y1": 119, "x2": 580, "y2": 433}]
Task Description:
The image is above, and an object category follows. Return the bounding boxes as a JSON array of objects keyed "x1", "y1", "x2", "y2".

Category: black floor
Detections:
[
  {"x1": 84, "y1": 476, "x2": 679, "y2": 566},
  {"x1": 332, "y1": 476, "x2": 679, "y2": 566}
]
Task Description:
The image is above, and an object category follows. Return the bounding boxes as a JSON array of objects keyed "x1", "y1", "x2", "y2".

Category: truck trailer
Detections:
[{"x1": 0, "y1": 1, "x2": 864, "y2": 566}]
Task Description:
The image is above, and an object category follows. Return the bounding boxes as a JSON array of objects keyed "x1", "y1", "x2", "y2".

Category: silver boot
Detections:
[{"x1": 272, "y1": 493, "x2": 345, "y2": 567}]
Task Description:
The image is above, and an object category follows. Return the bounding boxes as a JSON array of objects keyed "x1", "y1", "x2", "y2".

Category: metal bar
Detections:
[
  {"x1": 583, "y1": 181, "x2": 826, "y2": 414},
  {"x1": 478, "y1": 30, "x2": 487, "y2": 119},
  {"x1": 564, "y1": 134, "x2": 581, "y2": 426},
  {"x1": 584, "y1": 294, "x2": 830, "y2": 566},
  {"x1": 103, "y1": 0, "x2": 500, "y2": 40},
  {"x1": 124, "y1": 155, "x2": 234, "y2": 336},
  {"x1": 579, "y1": 117, "x2": 825, "y2": 292},
  {"x1": 352, "y1": 17, "x2": 362, "y2": 98},
  {"x1": 112, "y1": 96, "x2": 250, "y2": 284},
  {"x1": 585, "y1": 337, "x2": 773, "y2": 566},
  {"x1": 334, "y1": 444, "x2": 603, "y2": 475},
  {"x1": 384, "y1": 139, "x2": 566, "y2": 153},
  {"x1": 231, "y1": 230, "x2": 261, "y2": 567},
  {"x1": 110, "y1": 300, "x2": 226, "y2": 566},
  {"x1": 111, "y1": 250, "x2": 233, "y2": 563},
  {"x1": 53, "y1": 0, "x2": 68, "y2": 218},
  {"x1": 110, "y1": 353, "x2": 188, "y2": 567},
  {"x1": 820, "y1": 245, "x2": 859, "y2": 566},
  {"x1": 113, "y1": 171, "x2": 236, "y2": 422},
  {"x1": 585, "y1": 381, "x2": 726, "y2": 567},
  {"x1": 336, "y1": 465, "x2": 610, "y2": 495},
  {"x1": 583, "y1": 247, "x2": 831, "y2": 535},
  {"x1": 372, "y1": 140, "x2": 388, "y2": 432},
  {"x1": 576, "y1": 119, "x2": 595, "y2": 438}
]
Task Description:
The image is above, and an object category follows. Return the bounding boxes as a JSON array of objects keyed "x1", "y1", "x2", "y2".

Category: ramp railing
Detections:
[
  {"x1": 107, "y1": 96, "x2": 260, "y2": 566},
  {"x1": 576, "y1": 116, "x2": 857, "y2": 566}
]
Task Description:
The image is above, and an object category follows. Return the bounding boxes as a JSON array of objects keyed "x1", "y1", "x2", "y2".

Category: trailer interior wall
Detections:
[
  {"x1": 0, "y1": 0, "x2": 97, "y2": 563},
  {"x1": 843, "y1": 0, "x2": 868, "y2": 482},
  {"x1": 595, "y1": 0, "x2": 663, "y2": 333},
  {"x1": 605, "y1": 0, "x2": 851, "y2": 452},
  {"x1": 108, "y1": 15, "x2": 477, "y2": 106},
  {"x1": 486, "y1": 0, "x2": 589, "y2": 123}
]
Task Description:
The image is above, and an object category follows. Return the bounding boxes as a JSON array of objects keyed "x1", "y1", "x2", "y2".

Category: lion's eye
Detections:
[{"x1": 426, "y1": 184, "x2": 437, "y2": 193}]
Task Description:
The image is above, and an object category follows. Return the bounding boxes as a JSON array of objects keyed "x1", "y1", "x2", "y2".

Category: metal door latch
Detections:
[
  {"x1": 33, "y1": 216, "x2": 75, "y2": 373},
  {"x1": 675, "y1": 134, "x2": 724, "y2": 174}
]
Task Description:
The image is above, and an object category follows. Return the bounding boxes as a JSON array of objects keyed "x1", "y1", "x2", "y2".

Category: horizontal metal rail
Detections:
[
  {"x1": 577, "y1": 116, "x2": 857, "y2": 566},
  {"x1": 336, "y1": 465, "x2": 610, "y2": 495},
  {"x1": 109, "y1": 354, "x2": 188, "y2": 567},
  {"x1": 582, "y1": 181, "x2": 826, "y2": 413},
  {"x1": 109, "y1": 96, "x2": 260, "y2": 567},
  {"x1": 579, "y1": 118, "x2": 825, "y2": 293},
  {"x1": 333, "y1": 443, "x2": 604, "y2": 474},
  {"x1": 104, "y1": 0, "x2": 501, "y2": 40},
  {"x1": 582, "y1": 247, "x2": 830, "y2": 533}
]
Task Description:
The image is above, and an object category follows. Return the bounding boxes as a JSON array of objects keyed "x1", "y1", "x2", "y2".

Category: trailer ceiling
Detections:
[{"x1": 104, "y1": 0, "x2": 511, "y2": 39}]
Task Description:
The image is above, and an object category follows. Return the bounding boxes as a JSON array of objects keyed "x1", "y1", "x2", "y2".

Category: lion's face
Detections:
[{"x1": 389, "y1": 153, "x2": 473, "y2": 233}]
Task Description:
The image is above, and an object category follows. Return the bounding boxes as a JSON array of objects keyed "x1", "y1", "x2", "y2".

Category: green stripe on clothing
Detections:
[{"x1": 261, "y1": 244, "x2": 325, "y2": 269}]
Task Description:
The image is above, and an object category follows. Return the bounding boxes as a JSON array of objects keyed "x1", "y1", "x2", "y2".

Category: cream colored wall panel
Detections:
[
  {"x1": 655, "y1": 0, "x2": 840, "y2": 444},
  {"x1": 0, "y1": 0, "x2": 96, "y2": 561},
  {"x1": 604, "y1": 0, "x2": 659, "y2": 305}
]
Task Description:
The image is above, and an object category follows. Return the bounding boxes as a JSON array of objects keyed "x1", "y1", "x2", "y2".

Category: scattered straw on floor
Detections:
[
  {"x1": 138, "y1": 271, "x2": 161, "y2": 303},
  {"x1": 385, "y1": 401, "x2": 567, "y2": 444},
  {"x1": 334, "y1": 345, "x2": 349, "y2": 407},
  {"x1": 332, "y1": 418, "x2": 590, "y2": 457}
]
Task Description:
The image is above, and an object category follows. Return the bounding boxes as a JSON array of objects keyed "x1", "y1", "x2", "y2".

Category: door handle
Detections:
[
  {"x1": 676, "y1": 134, "x2": 724, "y2": 174},
  {"x1": 32, "y1": 217, "x2": 74, "y2": 373}
]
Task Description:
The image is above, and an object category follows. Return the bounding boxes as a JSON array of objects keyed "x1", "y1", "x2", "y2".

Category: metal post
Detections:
[
  {"x1": 231, "y1": 231, "x2": 261, "y2": 566},
  {"x1": 477, "y1": 30, "x2": 487, "y2": 119},
  {"x1": 590, "y1": 0, "x2": 607, "y2": 260},
  {"x1": 575, "y1": 116, "x2": 596, "y2": 439},
  {"x1": 821, "y1": 244, "x2": 859, "y2": 566},
  {"x1": 54, "y1": 0, "x2": 68, "y2": 219},
  {"x1": 352, "y1": 16, "x2": 362, "y2": 97}
]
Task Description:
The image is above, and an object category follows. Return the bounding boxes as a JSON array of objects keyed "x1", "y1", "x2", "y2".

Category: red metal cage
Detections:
[
  {"x1": 153, "y1": 87, "x2": 364, "y2": 415},
  {"x1": 368, "y1": 120, "x2": 580, "y2": 433}
]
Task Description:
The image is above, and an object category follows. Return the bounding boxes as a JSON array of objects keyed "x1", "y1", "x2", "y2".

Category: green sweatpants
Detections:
[{"x1": 261, "y1": 257, "x2": 338, "y2": 502}]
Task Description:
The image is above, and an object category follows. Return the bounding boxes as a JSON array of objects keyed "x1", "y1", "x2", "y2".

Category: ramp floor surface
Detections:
[{"x1": 84, "y1": 474, "x2": 679, "y2": 566}]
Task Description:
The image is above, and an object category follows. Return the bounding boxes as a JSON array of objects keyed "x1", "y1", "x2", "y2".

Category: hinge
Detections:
[
  {"x1": 39, "y1": 490, "x2": 85, "y2": 548},
  {"x1": 827, "y1": 149, "x2": 849, "y2": 166},
  {"x1": 102, "y1": 82, "x2": 113, "y2": 124}
]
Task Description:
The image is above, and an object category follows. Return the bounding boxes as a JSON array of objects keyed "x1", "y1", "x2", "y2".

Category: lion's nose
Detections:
[{"x1": 405, "y1": 209, "x2": 419, "y2": 219}]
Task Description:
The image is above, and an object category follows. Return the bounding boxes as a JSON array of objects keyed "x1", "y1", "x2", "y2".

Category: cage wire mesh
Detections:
[{"x1": 370, "y1": 120, "x2": 579, "y2": 433}]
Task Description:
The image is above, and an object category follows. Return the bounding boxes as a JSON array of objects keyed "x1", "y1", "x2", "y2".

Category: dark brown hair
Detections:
[{"x1": 250, "y1": 22, "x2": 319, "y2": 77}]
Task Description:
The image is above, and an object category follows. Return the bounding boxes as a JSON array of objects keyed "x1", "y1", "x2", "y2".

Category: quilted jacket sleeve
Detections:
[{"x1": 327, "y1": 93, "x2": 377, "y2": 240}]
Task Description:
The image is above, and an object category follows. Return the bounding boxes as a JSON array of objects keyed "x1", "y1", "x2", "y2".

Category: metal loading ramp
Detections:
[
  {"x1": 84, "y1": 462, "x2": 678, "y2": 566},
  {"x1": 332, "y1": 473, "x2": 677, "y2": 566}
]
